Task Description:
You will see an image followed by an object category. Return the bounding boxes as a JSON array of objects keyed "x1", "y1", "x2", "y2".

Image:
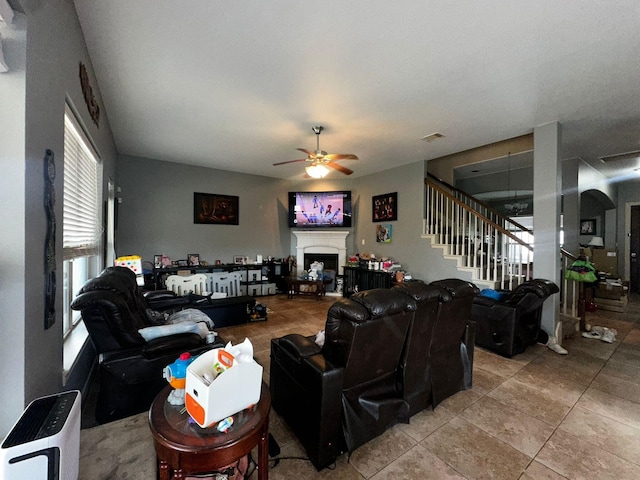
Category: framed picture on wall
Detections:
[
  {"x1": 194, "y1": 192, "x2": 239, "y2": 225},
  {"x1": 580, "y1": 219, "x2": 596, "y2": 235},
  {"x1": 376, "y1": 224, "x2": 392, "y2": 243},
  {"x1": 372, "y1": 192, "x2": 397, "y2": 222}
]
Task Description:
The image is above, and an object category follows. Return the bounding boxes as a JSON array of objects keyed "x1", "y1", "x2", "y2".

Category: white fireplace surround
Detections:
[{"x1": 292, "y1": 230, "x2": 349, "y2": 276}]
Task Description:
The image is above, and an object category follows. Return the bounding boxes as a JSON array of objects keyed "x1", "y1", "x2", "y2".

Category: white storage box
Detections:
[
  {"x1": 261, "y1": 283, "x2": 276, "y2": 295},
  {"x1": 247, "y1": 284, "x2": 262, "y2": 297},
  {"x1": 246, "y1": 269, "x2": 261, "y2": 282},
  {"x1": 185, "y1": 339, "x2": 263, "y2": 428}
]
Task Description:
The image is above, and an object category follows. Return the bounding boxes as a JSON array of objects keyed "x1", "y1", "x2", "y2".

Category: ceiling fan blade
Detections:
[
  {"x1": 327, "y1": 161, "x2": 353, "y2": 175},
  {"x1": 296, "y1": 148, "x2": 316, "y2": 157},
  {"x1": 325, "y1": 153, "x2": 359, "y2": 160},
  {"x1": 273, "y1": 159, "x2": 307, "y2": 166}
]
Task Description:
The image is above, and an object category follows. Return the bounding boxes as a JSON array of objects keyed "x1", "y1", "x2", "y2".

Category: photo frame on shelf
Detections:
[
  {"x1": 233, "y1": 255, "x2": 245, "y2": 265},
  {"x1": 376, "y1": 224, "x2": 392, "y2": 243},
  {"x1": 187, "y1": 253, "x2": 200, "y2": 266},
  {"x1": 153, "y1": 254, "x2": 163, "y2": 268},
  {"x1": 177, "y1": 259, "x2": 188, "y2": 267},
  {"x1": 194, "y1": 192, "x2": 239, "y2": 225},
  {"x1": 372, "y1": 192, "x2": 397, "y2": 222},
  {"x1": 580, "y1": 219, "x2": 596, "y2": 235}
]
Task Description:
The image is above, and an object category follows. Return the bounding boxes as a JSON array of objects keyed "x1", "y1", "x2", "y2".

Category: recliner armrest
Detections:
[
  {"x1": 279, "y1": 333, "x2": 322, "y2": 359},
  {"x1": 141, "y1": 333, "x2": 205, "y2": 357}
]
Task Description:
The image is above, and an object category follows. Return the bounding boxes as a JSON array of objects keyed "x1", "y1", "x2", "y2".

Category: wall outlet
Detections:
[{"x1": 361, "y1": 239, "x2": 365, "y2": 245}]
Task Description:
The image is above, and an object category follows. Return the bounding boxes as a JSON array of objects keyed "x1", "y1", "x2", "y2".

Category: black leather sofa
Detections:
[
  {"x1": 269, "y1": 278, "x2": 479, "y2": 470},
  {"x1": 471, "y1": 278, "x2": 560, "y2": 358},
  {"x1": 393, "y1": 278, "x2": 479, "y2": 412},
  {"x1": 71, "y1": 266, "x2": 223, "y2": 423}
]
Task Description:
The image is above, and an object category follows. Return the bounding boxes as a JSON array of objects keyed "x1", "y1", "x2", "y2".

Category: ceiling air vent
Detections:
[
  {"x1": 421, "y1": 132, "x2": 445, "y2": 143},
  {"x1": 598, "y1": 149, "x2": 640, "y2": 163}
]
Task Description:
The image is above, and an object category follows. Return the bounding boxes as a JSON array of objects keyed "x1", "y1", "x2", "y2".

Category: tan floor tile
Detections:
[
  {"x1": 622, "y1": 327, "x2": 640, "y2": 345},
  {"x1": 520, "y1": 460, "x2": 568, "y2": 479},
  {"x1": 577, "y1": 387, "x2": 640, "y2": 430},
  {"x1": 369, "y1": 443, "x2": 467, "y2": 480},
  {"x1": 487, "y1": 377, "x2": 572, "y2": 426},
  {"x1": 512, "y1": 366, "x2": 586, "y2": 408},
  {"x1": 460, "y1": 395, "x2": 555, "y2": 457},
  {"x1": 559, "y1": 336, "x2": 616, "y2": 362},
  {"x1": 601, "y1": 357, "x2": 640, "y2": 385},
  {"x1": 421, "y1": 416, "x2": 530, "y2": 480},
  {"x1": 349, "y1": 426, "x2": 417, "y2": 478},
  {"x1": 609, "y1": 343, "x2": 640, "y2": 367},
  {"x1": 399, "y1": 405, "x2": 455, "y2": 442},
  {"x1": 470, "y1": 365, "x2": 507, "y2": 395},
  {"x1": 536, "y1": 429, "x2": 640, "y2": 480},
  {"x1": 558, "y1": 406, "x2": 640, "y2": 466},
  {"x1": 521, "y1": 354, "x2": 601, "y2": 387},
  {"x1": 473, "y1": 349, "x2": 526, "y2": 378},
  {"x1": 591, "y1": 370, "x2": 640, "y2": 404},
  {"x1": 437, "y1": 388, "x2": 483, "y2": 414}
]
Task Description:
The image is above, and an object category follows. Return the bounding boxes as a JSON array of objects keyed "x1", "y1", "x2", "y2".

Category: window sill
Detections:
[{"x1": 63, "y1": 321, "x2": 89, "y2": 385}]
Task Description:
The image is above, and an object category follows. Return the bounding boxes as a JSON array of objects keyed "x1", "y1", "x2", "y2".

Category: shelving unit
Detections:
[
  {"x1": 152, "y1": 260, "x2": 288, "y2": 297},
  {"x1": 342, "y1": 266, "x2": 393, "y2": 297}
]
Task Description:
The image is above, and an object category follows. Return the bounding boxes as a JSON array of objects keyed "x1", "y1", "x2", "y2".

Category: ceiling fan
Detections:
[{"x1": 273, "y1": 126, "x2": 358, "y2": 178}]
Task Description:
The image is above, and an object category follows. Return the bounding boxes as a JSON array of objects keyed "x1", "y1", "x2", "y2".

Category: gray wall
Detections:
[
  {"x1": 116, "y1": 156, "x2": 460, "y2": 285},
  {"x1": 0, "y1": 0, "x2": 118, "y2": 436},
  {"x1": 117, "y1": 155, "x2": 292, "y2": 264}
]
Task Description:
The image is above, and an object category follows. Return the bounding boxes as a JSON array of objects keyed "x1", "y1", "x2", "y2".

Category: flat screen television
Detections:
[{"x1": 288, "y1": 191, "x2": 352, "y2": 228}]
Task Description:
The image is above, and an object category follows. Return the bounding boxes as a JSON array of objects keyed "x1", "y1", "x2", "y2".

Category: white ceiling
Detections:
[{"x1": 73, "y1": 0, "x2": 640, "y2": 180}]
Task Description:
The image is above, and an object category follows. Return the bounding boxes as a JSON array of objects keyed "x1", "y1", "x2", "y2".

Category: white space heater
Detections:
[{"x1": 1, "y1": 390, "x2": 81, "y2": 480}]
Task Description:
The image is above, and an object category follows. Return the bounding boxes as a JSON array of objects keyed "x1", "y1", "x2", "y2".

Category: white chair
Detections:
[{"x1": 165, "y1": 274, "x2": 208, "y2": 296}]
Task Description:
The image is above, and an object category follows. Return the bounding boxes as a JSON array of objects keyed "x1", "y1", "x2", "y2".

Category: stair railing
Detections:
[
  {"x1": 424, "y1": 173, "x2": 582, "y2": 331},
  {"x1": 425, "y1": 175, "x2": 533, "y2": 290}
]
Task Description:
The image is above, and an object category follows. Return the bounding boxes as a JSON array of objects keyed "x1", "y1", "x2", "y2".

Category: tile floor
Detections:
[{"x1": 79, "y1": 292, "x2": 640, "y2": 480}]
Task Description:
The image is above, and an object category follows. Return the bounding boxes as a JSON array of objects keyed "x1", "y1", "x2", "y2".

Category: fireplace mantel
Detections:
[{"x1": 292, "y1": 230, "x2": 349, "y2": 275}]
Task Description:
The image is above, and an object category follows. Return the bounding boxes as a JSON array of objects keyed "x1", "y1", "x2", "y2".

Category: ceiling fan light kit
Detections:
[
  {"x1": 273, "y1": 125, "x2": 358, "y2": 177},
  {"x1": 305, "y1": 163, "x2": 330, "y2": 178}
]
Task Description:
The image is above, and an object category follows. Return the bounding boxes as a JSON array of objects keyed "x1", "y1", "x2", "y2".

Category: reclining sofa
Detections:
[
  {"x1": 70, "y1": 266, "x2": 222, "y2": 423},
  {"x1": 471, "y1": 278, "x2": 560, "y2": 358},
  {"x1": 269, "y1": 278, "x2": 479, "y2": 470}
]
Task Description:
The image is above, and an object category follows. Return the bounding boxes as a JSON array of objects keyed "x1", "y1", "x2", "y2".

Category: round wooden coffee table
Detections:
[{"x1": 149, "y1": 383, "x2": 270, "y2": 480}]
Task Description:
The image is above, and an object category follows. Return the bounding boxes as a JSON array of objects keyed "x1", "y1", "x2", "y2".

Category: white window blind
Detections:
[{"x1": 63, "y1": 105, "x2": 101, "y2": 259}]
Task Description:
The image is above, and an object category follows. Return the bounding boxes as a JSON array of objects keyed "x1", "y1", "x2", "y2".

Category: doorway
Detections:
[{"x1": 631, "y1": 205, "x2": 640, "y2": 294}]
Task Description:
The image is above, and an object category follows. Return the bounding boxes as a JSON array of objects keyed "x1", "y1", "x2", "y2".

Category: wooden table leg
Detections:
[
  {"x1": 257, "y1": 423, "x2": 269, "y2": 480},
  {"x1": 158, "y1": 460, "x2": 169, "y2": 480}
]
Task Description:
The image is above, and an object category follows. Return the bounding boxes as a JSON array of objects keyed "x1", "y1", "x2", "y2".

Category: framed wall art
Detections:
[
  {"x1": 376, "y1": 224, "x2": 392, "y2": 243},
  {"x1": 580, "y1": 219, "x2": 596, "y2": 235},
  {"x1": 372, "y1": 192, "x2": 397, "y2": 222},
  {"x1": 194, "y1": 192, "x2": 239, "y2": 225}
]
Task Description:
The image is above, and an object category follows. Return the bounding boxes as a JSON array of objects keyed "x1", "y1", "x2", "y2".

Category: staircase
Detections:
[{"x1": 423, "y1": 173, "x2": 582, "y2": 335}]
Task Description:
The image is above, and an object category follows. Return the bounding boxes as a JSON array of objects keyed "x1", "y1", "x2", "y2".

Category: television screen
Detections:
[{"x1": 288, "y1": 191, "x2": 352, "y2": 228}]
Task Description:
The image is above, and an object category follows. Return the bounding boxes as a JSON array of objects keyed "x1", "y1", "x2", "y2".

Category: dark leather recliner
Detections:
[
  {"x1": 428, "y1": 278, "x2": 479, "y2": 406},
  {"x1": 392, "y1": 278, "x2": 478, "y2": 414},
  {"x1": 471, "y1": 278, "x2": 559, "y2": 358},
  {"x1": 269, "y1": 289, "x2": 416, "y2": 470},
  {"x1": 71, "y1": 266, "x2": 218, "y2": 423}
]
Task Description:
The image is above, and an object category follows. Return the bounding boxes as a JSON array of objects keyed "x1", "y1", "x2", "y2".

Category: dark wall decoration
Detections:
[
  {"x1": 79, "y1": 62, "x2": 100, "y2": 128},
  {"x1": 372, "y1": 192, "x2": 398, "y2": 222},
  {"x1": 44, "y1": 149, "x2": 56, "y2": 329},
  {"x1": 194, "y1": 192, "x2": 239, "y2": 225}
]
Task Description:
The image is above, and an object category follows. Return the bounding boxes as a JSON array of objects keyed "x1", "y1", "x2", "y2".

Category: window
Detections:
[{"x1": 62, "y1": 103, "x2": 102, "y2": 374}]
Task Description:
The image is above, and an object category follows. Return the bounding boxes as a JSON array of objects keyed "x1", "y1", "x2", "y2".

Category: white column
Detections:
[{"x1": 533, "y1": 122, "x2": 562, "y2": 340}]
